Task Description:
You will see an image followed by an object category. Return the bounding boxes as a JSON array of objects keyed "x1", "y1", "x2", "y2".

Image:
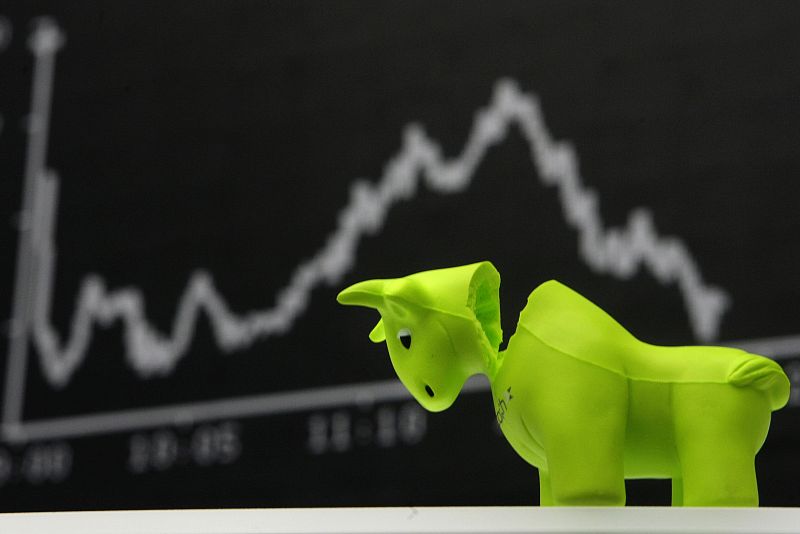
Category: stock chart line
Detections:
[
  {"x1": 3, "y1": 19, "x2": 800, "y2": 445},
  {"x1": 3, "y1": 18, "x2": 65, "y2": 430},
  {"x1": 8, "y1": 20, "x2": 737, "y2": 394}
]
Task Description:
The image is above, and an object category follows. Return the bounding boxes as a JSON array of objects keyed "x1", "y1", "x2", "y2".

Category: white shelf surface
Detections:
[{"x1": 0, "y1": 506, "x2": 799, "y2": 534}]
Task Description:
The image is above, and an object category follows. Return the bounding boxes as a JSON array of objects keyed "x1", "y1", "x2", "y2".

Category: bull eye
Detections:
[{"x1": 397, "y1": 328, "x2": 412, "y2": 349}]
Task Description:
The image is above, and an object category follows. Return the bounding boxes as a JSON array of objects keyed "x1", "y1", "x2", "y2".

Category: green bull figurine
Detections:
[{"x1": 337, "y1": 261, "x2": 790, "y2": 506}]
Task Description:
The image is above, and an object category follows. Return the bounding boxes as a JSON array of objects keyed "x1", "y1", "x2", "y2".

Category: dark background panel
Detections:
[{"x1": 0, "y1": 0, "x2": 799, "y2": 511}]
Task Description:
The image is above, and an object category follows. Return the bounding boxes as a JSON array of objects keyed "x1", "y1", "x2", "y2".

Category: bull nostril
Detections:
[{"x1": 425, "y1": 385, "x2": 434, "y2": 397}]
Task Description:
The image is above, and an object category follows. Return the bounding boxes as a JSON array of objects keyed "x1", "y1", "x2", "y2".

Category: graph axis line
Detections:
[{"x1": 3, "y1": 332, "x2": 798, "y2": 443}]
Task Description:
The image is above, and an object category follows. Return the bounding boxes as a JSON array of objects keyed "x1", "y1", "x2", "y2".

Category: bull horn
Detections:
[{"x1": 336, "y1": 279, "x2": 386, "y2": 309}]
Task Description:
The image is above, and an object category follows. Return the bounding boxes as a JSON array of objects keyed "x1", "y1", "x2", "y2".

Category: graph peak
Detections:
[{"x1": 8, "y1": 30, "x2": 731, "y2": 391}]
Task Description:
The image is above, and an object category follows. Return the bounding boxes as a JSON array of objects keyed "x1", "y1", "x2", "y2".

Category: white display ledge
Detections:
[{"x1": 0, "y1": 506, "x2": 798, "y2": 534}]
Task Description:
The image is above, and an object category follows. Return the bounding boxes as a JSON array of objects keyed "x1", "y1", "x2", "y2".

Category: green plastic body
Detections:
[{"x1": 337, "y1": 262, "x2": 790, "y2": 506}]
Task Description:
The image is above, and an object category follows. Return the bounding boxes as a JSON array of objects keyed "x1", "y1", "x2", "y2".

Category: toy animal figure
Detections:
[{"x1": 337, "y1": 261, "x2": 789, "y2": 506}]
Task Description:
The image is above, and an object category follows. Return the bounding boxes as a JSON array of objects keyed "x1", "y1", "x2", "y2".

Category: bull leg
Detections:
[
  {"x1": 538, "y1": 470, "x2": 553, "y2": 506},
  {"x1": 534, "y1": 357, "x2": 628, "y2": 506},
  {"x1": 673, "y1": 384, "x2": 770, "y2": 506},
  {"x1": 678, "y1": 440, "x2": 758, "y2": 506},
  {"x1": 514, "y1": 337, "x2": 629, "y2": 506},
  {"x1": 546, "y1": 427, "x2": 626, "y2": 506},
  {"x1": 671, "y1": 477, "x2": 683, "y2": 506}
]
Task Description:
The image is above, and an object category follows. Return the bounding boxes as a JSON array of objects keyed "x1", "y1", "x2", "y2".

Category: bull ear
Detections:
[
  {"x1": 337, "y1": 279, "x2": 386, "y2": 309},
  {"x1": 368, "y1": 320, "x2": 386, "y2": 343}
]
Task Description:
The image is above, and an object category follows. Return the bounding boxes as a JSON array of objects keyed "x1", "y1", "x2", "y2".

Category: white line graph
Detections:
[
  {"x1": 15, "y1": 20, "x2": 735, "y2": 386},
  {"x1": 3, "y1": 18, "x2": 65, "y2": 432},
  {"x1": 3, "y1": 20, "x2": 800, "y2": 444}
]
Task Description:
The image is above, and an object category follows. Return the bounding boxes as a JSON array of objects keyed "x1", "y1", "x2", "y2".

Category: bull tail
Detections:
[{"x1": 728, "y1": 355, "x2": 790, "y2": 411}]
